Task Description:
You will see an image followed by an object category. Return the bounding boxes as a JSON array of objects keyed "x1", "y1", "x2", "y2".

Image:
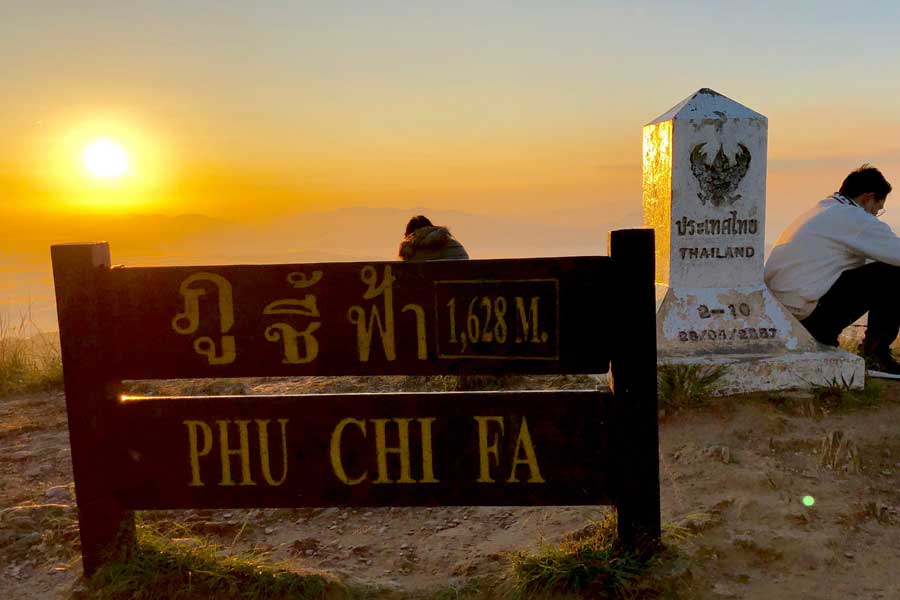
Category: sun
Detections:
[{"x1": 82, "y1": 138, "x2": 130, "y2": 178}]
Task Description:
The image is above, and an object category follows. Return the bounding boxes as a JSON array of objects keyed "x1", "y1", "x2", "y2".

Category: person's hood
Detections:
[{"x1": 398, "y1": 226, "x2": 453, "y2": 259}]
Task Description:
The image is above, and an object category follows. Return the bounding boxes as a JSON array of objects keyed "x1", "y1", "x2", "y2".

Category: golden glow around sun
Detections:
[
  {"x1": 83, "y1": 138, "x2": 130, "y2": 178},
  {"x1": 39, "y1": 115, "x2": 172, "y2": 213}
]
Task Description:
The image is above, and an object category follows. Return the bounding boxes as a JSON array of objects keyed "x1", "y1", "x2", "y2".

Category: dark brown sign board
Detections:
[
  {"x1": 115, "y1": 390, "x2": 614, "y2": 509},
  {"x1": 51, "y1": 229, "x2": 660, "y2": 576},
  {"x1": 104, "y1": 256, "x2": 608, "y2": 378}
]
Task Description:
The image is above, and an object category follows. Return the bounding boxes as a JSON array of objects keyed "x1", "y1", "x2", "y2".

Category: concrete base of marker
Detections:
[
  {"x1": 654, "y1": 285, "x2": 820, "y2": 356},
  {"x1": 659, "y1": 349, "x2": 865, "y2": 395},
  {"x1": 592, "y1": 348, "x2": 864, "y2": 395}
]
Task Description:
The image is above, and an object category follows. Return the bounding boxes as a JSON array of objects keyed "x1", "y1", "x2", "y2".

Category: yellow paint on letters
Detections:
[
  {"x1": 218, "y1": 420, "x2": 256, "y2": 486},
  {"x1": 194, "y1": 336, "x2": 237, "y2": 365},
  {"x1": 507, "y1": 416, "x2": 545, "y2": 483},
  {"x1": 256, "y1": 419, "x2": 289, "y2": 486},
  {"x1": 184, "y1": 420, "x2": 213, "y2": 486},
  {"x1": 287, "y1": 270, "x2": 323, "y2": 289},
  {"x1": 515, "y1": 297, "x2": 541, "y2": 344},
  {"x1": 418, "y1": 417, "x2": 439, "y2": 483},
  {"x1": 474, "y1": 416, "x2": 504, "y2": 483},
  {"x1": 401, "y1": 303, "x2": 427, "y2": 360},
  {"x1": 330, "y1": 418, "x2": 367, "y2": 485},
  {"x1": 474, "y1": 416, "x2": 544, "y2": 484},
  {"x1": 347, "y1": 265, "x2": 396, "y2": 362},
  {"x1": 263, "y1": 295, "x2": 319, "y2": 317},
  {"x1": 172, "y1": 273, "x2": 237, "y2": 365},
  {"x1": 265, "y1": 322, "x2": 322, "y2": 364},
  {"x1": 372, "y1": 418, "x2": 414, "y2": 484}
]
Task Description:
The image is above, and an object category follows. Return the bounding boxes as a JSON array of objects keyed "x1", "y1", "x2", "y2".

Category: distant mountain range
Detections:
[
  {"x1": 169, "y1": 204, "x2": 644, "y2": 265},
  {"x1": 0, "y1": 204, "x2": 643, "y2": 330}
]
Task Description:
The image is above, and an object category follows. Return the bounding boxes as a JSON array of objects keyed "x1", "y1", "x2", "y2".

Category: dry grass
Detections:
[
  {"x1": 0, "y1": 309, "x2": 62, "y2": 396},
  {"x1": 509, "y1": 513, "x2": 688, "y2": 599},
  {"x1": 85, "y1": 518, "x2": 341, "y2": 600},
  {"x1": 657, "y1": 364, "x2": 726, "y2": 413}
]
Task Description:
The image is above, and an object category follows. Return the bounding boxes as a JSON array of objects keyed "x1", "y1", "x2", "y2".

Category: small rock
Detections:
[
  {"x1": 19, "y1": 532, "x2": 41, "y2": 546},
  {"x1": 720, "y1": 446, "x2": 731, "y2": 464},
  {"x1": 704, "y1": 445, "x2": 731, "y2": 464},
  {"x1": 378, "y1": 525, "x2": 388, "y2": 534},
  {"x1": 24, "y1": 464, "x2": 49, "y2": 479},
  {"x1": 844, "y1": 552, "x2": 854, "y2": 559},
  {"x1": 44, "y1": 485, "x2": 73, "y2": 502},
  {"x1": 711, "y1": 582, "x2": 739, "y2": 598},
  {"x1": 264, "y1": 527, "x2": 276, "y2": 535},
  {"x1": 880, "y1": 470, "x2": 892, "y2": 476},
  {"x1": 223, "y1": 513, "x2": 232, "y2": 519}
]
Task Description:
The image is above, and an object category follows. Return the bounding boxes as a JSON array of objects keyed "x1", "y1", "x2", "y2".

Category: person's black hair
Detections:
[
  {"x1": 405, "y1": 215, "x2": 433, "y2": 237},
  {"x1": 839, "y1": 164, "x2": 892, "y2": 200}
]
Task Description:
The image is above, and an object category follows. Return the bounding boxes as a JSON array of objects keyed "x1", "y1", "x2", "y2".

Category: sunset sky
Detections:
[
  {"x1": 4, "y1": 1, "x2": 900, "y2": 329},
  {"x1": 4, "y1": 1, "x2": 900, "y2": 229}
]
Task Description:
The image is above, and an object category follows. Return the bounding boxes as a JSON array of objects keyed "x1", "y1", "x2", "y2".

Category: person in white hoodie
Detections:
[{"x1": 765, "y1": 164, "x2": 900, "y2": 373}]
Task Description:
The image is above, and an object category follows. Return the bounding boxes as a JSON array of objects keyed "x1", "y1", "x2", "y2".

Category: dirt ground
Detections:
[{"x1": 2, "y1": 376, "x2": 899, "y2": 599}]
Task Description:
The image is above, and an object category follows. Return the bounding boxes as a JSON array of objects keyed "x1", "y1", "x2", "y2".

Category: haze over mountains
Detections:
[{"x1": 1, "y1": 203, "x2": 641, "y2": 331}]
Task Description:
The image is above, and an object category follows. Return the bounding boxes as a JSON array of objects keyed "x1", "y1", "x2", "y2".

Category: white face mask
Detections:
[{"x1": 857, "y1": 193, "x2": 886, "y2": 217}]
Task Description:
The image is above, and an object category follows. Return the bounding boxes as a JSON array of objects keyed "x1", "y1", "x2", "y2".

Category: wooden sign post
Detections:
[{"x1": 51, "y1": 229, "x2": 660, "y2": 576}]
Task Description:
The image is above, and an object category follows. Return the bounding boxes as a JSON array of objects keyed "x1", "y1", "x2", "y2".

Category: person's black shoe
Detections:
[{"x1": 864, "y1": 351, "x2": 900, "y2": 376}]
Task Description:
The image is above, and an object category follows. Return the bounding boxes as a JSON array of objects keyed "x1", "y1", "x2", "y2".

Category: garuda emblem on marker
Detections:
[{"x1": 690, "y1": 143, "x2": 751, "y2": 207}]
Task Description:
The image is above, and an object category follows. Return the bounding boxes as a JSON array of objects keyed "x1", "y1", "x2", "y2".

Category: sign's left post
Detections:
[{"x1": 51, "y1": 242, "x2": 134, "y2": 576}]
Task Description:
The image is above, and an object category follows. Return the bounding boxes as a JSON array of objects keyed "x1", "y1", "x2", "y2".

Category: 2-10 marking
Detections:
[{"x1": 697, "y1": 303, "x2": 752, "y2": 319}]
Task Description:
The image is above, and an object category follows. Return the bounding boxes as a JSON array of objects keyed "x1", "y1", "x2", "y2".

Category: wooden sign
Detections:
[
  {"x1": 114, "y1": 390, "x2": 613, "y2": 509},
  {"x1": 101, "y1": 257, "x2": 609, "y2": 379},
  {"x1": 50, "y1": 229, "x2": 660, "y2": 577}
]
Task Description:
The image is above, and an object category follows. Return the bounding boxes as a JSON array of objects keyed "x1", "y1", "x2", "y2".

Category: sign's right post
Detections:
[{"x1": 643, "y1": 88, "x2": 864, "y2": 394}]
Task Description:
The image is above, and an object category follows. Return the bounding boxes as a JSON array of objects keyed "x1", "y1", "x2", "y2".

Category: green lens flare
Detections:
[{"x1": 802, "y1": 495, "x2": 815, "y2": 507}]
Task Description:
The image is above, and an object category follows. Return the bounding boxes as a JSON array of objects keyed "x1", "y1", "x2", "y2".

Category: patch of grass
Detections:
[
  {"x1": 657, "y1": 364, "x2": 726, "y2": 412},
  {"x1": 430, "y1": 578, "x2": 484, "y2": 600},
  {"x1": 86, "y1": 520, "x2": 339, "y2": 600},
  {"x1": 0, "y1": 310, "x2": 62, "y2": 396},
  {"x1": 509, "y1": 513, "x2": 658, "y2": 599},
  {"x1": 809, "y1": 376, "x2": 886, "y2": 413}
]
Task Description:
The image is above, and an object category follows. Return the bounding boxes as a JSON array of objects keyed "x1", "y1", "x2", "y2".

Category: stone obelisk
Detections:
[{"x1": 643, "y1": 88, "x2": 864, "y2": 393}]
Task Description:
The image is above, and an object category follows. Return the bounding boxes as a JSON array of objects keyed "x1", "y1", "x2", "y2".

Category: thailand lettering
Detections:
[
  {"x1": 674, "y1": 211, "x2": 759, "y2": 236},
  {"x1": 679, "y1": 246, "x2": 755, "y2": 260}
]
